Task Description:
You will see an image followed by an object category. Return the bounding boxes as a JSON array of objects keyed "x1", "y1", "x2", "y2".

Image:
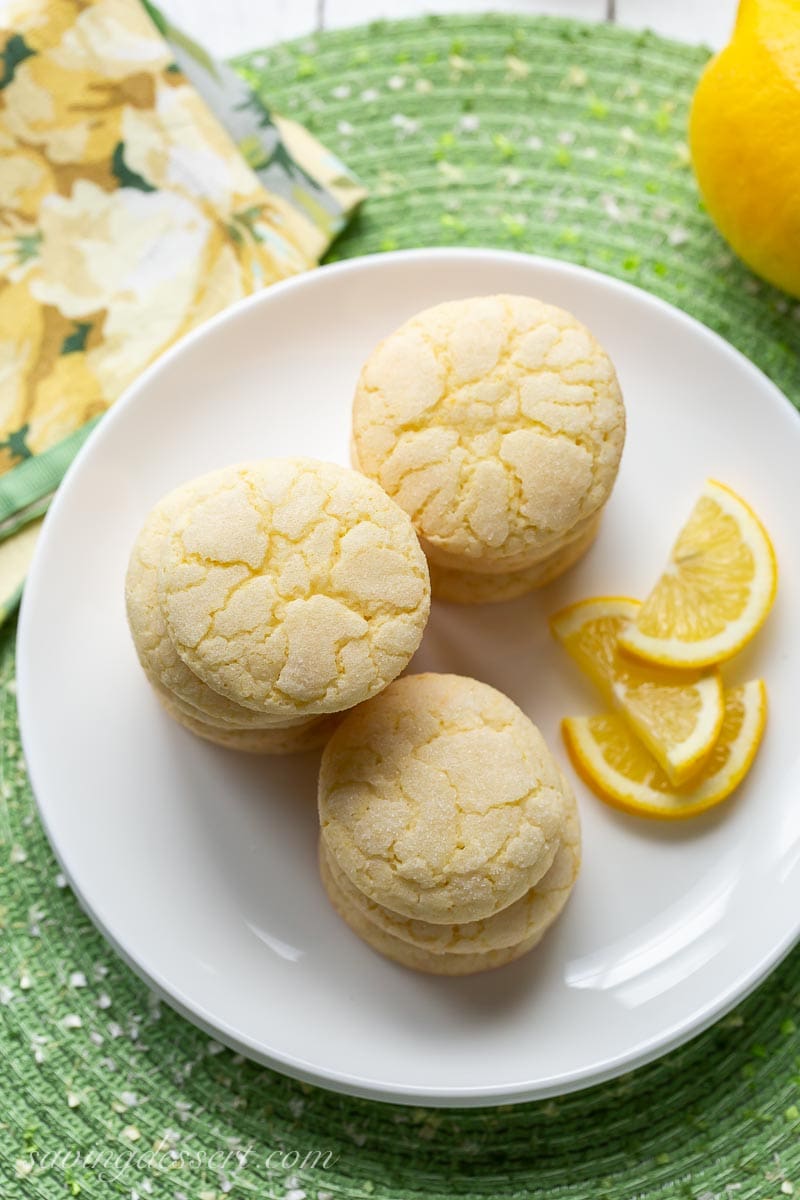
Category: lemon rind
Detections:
[
  {"x1": 549, "y1": 595, "x2": 641, "y2": 646},
  {"x1": 552, "y1": 594, "x2": 725, "y2": 784},
  {"x1": 618, "y1": 481, "x2": 777, "y2": 668},
  {"x1": 614, "y1": 669, "x2": 724, "y2": 786},
  {"x1": 562, "y1": 680, "x2": 767, "y2": 820}
]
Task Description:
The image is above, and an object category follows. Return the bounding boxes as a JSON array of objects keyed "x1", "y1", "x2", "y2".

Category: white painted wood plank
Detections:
[
  {"x1": 614, "y1": 0, "x2": 737, "y2": 49},
  {"x1": 323, "y1": 0, "x2": 606, "y2": 30},
  {"x1": 160, "y1": 0, "x2": 733, "y2": 57},
  {"x1": 158, "y1": 0, "x2": 318, "y2": 59}
]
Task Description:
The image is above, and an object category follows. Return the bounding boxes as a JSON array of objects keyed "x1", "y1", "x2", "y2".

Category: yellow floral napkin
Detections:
[{"x1": 0, "y1": 0, "x2": 365, "y2": 619}]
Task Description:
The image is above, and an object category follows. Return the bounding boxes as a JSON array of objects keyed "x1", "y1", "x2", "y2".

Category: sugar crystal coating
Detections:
[
  {"x1": 156, "y1": 685, "x2": 337, "y2": 754},
  {"x1": 126, "y1": 479, "x2": 306, "y2": 729},
  {"x1": 319, "y1": 673, "x2": 569, "y2": 924},
  {"x1": 157, "y1": 459, "x2": 430, "y2": 718},
  {"x1": 320, "y1": 773, "x2": 580, "y2": 955},
  {"x1": 352, "y1": 295, "x2": 625, "y2": 572},
  {"x1": 428, "y1": 513, "x2": 601, "y2": 604}
]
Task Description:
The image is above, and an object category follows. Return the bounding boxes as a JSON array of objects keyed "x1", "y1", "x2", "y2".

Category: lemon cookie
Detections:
[
  {"x1": 156, "y1": 459, "x2": 430, "y2": 719},
  {"x1": 429, "y1": 513, "x2": 601, "y2": 604},
  {"x1": 319, "y1": 775, "x2": 579, "y2": 964},
  {"x1": 352, "y1": 295, "x2": 625, "y2": 575},
  {"x1": 157, "y1": 687, "x2": 336, "y2": 754},
  {"x1": 127, "y1": 481, "x2": 306, "y2": 731},
  {"x1": 319, "y1": 845, "x2": 547, "y2": 975},
  {"x1": 318, "y1": 673, "x2": 569, "y2": 925}
]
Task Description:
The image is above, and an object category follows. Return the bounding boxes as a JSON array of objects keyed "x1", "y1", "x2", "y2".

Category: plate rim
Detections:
[{"x1": 16, "y1": 247, "x2": 800, "y2": 1107}]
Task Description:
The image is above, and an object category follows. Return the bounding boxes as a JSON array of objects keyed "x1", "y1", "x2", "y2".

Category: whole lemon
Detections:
[{"x1": 689, "y1": 0, "x2": 800, "y2": 297}]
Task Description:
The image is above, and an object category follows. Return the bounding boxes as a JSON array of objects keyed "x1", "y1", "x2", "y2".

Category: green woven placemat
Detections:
[{"x1": 3, "y1": 15, "x2": 800, "y2": 1200}]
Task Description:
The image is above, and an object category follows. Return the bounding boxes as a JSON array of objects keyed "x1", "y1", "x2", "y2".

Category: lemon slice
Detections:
[
  {"x1": 618, "y1": 480, "x2": 777, "y2": 668},
  {"x1": 551, "y1": 596, "x2": 724, "y2": 785},
  {"x1": 562, "y1": 680, "x2": 767, "y2": 819}
]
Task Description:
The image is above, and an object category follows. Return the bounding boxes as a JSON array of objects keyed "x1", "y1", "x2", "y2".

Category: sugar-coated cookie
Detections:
[
  {"x1": 156, "y1": 459, "x2": 430, "y2": 719},
  {"x1": 156, "y1": 687, "x2": 337, "y2": 754},
  {"x1": 127, "y1": 482, "x2": 301, "y2": 730},
  {"x1": 319, "y1": 843, "x2": 548, "y2": 975},
  {"x1": 352, "y1": 295, "x2": 624, "y2": 573},
  {"x1": 320, "y1": 774, "x2": 579, "y2": 956},
  {"x1": 428, "y1": 514, "x2": 601, "y2": 604},
  {"x1": 318, "y1": 673, "x2": 569, "y2": 924}
]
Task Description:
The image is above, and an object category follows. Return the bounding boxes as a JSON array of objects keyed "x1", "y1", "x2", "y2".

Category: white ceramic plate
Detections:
[{"x1": 17, "y1": 250, "x2": 800, "y2": 1107}]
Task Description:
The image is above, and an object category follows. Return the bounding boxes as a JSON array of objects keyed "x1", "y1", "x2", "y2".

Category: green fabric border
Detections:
[{"x1": 0, "y1": 417, "x2": 101, "y2": 539}]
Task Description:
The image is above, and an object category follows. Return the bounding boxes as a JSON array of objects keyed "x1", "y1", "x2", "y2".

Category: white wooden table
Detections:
[{"x1": 164, "y1": 0, "x2": 737, "y2": 60}]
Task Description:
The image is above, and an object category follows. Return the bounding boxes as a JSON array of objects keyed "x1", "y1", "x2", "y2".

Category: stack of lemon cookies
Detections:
[
  {"x1": 125, "y1": 458, "x2": 431, "y2": 752},
  {"x1": 351, "y1": 294, "x2": 625, "y2": 603},
  {"x1": 125, "y1": 292, "x2": 624, "y2": 974},
  {"x1": 318, "y1": 674, "x2": 581, "y2": 975}
]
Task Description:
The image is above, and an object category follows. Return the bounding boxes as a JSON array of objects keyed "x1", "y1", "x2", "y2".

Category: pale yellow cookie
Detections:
[
  {"x1": 318, "y1": 673, "x2": 569, "y2": 925},
  {"x1": 320, "y1": 844, "x2": 551, "y2": 975},
  {"x1": 156, "y1": 687, "x2": 336, "y2": 754},
  {"x1": 157, "y1": 459, "x2": 430, "y2": 719},
  {"x1": 127, "y1": 481, "x2": 306, "y2": 730},
  {"x1": 429, "y1": 514, "x2": 601, "y2": 604},
  {"x1": 352, "y1": 295, "x2": 625, "y2": 573},
  {"x1": 320, "y1": 775, "x2": 580, "y2": 956}
]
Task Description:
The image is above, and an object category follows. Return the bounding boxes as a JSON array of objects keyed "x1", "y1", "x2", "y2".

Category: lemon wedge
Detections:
[
  {"x1": 618, "y1": 480, "x2": 777, "y2": 669},
  {"x1": 551, "y1": 596, "x2": 724, "y2": 785},
  {"x1": 562, "y1": 680, "x2": 767, "y2": 819}
]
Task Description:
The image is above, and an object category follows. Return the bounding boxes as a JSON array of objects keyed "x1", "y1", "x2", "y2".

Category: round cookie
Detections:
[
  {"x1": 429, "y1": 514, "x2": 601, "y2": 605},
  {"x1": 157, "y1": 459, "x2": 430, "y2": 719},
  {"x1": 126, "y1": 481, "x2": 307, "y2": 730},
  {"x1": 352, "y1": 294, "x2": 625, "y2": 573},
  {"x1": 156, "y1": 687, "x2": 336, "y2": 754},
  {"x1": 318, "y1": 673, "x2": 569, "y2": 925},
  {"x1": 319, "y1": 844, "x2": 548, "y2": 975},
  {"x1": 320, "y1": 775, "x2": 580, "y2": 956}
]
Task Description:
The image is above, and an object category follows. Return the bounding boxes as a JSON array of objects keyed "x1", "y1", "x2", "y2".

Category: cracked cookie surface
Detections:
[
  {"x1": 127, "y1": 480, "x2": 311, "y2": 730},
  {"x1": 157, "y1": 459, "x2": 430, "y2": 719},
  {"x1": 352, "y1": 295, "x2": 625, "y2": 572},
  {"x1": 320, "y1": 773, "x2": 580, "y2": 957},
  {"x1": 319, "y1": 843, "x2": 549, "y2": 976},
  {"x1": 318, "y1": 673, "x2": 569, "y2": 925},
  {"x1": 429, "y1": 513, "x2": 601, "y2": 604}
]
